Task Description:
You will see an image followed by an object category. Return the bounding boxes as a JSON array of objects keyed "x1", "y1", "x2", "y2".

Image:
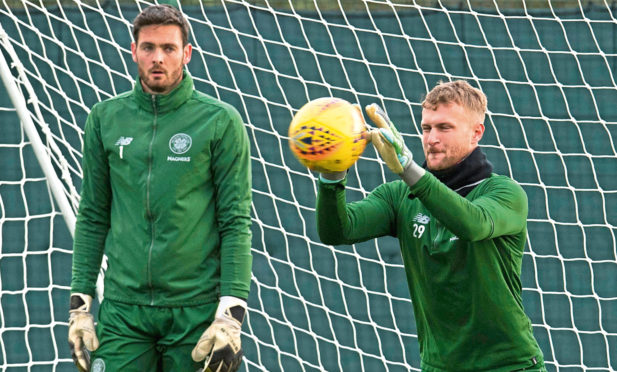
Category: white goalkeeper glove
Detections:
[
  {"x1": 365, "y1": 103, "x2": 425, "y2": 186},
  {"x1": 68, "y1": 293, "x2": 99, "y2": 372},
  {"x1": 192, "y1": 296, "x2": 247, "y2": 372}
]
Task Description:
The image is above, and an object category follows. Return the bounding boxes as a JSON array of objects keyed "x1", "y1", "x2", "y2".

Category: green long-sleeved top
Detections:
[
  {"x1": 317, "y1": 172, "x2": 543, "y2": 371},
  {"x1": 71, "y1": 72, "x2": 252, "y2": 306}
]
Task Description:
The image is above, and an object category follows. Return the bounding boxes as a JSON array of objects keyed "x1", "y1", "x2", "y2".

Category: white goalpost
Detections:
[
  {"x1": 0, "y1": 23, "x2": 77, "y2": 234},
  {"x1": 0, "y1": 1, "x2": 616, "y2": 371}
]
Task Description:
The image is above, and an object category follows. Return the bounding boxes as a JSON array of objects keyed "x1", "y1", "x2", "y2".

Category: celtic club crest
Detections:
[
  {"x1": 169, "y1": 133, "x2": 192, "y2": 154},
  {"x1": 91, "y1": 359, "x2": 105, "y2": 372}
]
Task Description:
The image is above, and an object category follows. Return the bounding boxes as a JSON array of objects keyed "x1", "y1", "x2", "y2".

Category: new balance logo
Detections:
[
  {"x1": 115, "y1": 137, "x2": 133, "y2": 159},
  {"x1": 115, "y1": 136, "x2": 133, "y2": 146},
  {"x1": 413, "y1": 213, "x2": 430, "y2": 225}
]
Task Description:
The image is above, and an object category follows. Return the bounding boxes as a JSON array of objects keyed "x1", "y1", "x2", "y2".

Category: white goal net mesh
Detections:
[{"x1": 0, "y1": 1, "x2": 616, "y2": 371}]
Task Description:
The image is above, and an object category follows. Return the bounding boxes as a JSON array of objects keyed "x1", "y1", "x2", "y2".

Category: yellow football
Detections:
[{"x1": 288, "y1": 97, "x2": 368, "y2": 173}]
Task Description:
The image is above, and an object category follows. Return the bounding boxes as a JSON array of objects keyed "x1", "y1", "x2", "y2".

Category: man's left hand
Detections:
[
  {"x1": 365, "y1": 103, "x2": 413, "y2": 174},
  {"x1": 365, "y1": 103, "x2": 425, "y2": 186},
  {"x1": 192, "y1": 296, "x2": 247, "y2": 372}
]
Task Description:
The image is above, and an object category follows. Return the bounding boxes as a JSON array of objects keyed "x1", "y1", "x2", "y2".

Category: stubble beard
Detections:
[
  {"x1": 139, "y1": 65, "x2": 183, "y2": 94},
  {"x1": 427, "y1": 144, "x2": 474, "y2": 171}
]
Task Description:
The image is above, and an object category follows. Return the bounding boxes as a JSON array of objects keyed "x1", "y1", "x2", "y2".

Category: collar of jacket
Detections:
[
  {"x1": 421, "y1": 146, "x2": 494, "y2": 197},
  {"x1": 133, "y1": 70, "x2": 193, "y2": 114}
]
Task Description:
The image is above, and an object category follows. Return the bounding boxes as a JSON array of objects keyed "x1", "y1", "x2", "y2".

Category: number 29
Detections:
[{"x1": 412, "y1": 223, "x2": 425, "y2": 238}]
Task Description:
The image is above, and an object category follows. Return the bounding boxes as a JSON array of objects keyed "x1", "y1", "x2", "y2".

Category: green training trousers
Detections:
[{"x1": 90, "y1": 299, "x2": 217, "y2": 372}]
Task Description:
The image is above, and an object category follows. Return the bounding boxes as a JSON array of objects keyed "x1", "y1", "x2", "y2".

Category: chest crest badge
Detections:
[{"x1": 169, "y1": 133, "x2": 192, "y2": 154}]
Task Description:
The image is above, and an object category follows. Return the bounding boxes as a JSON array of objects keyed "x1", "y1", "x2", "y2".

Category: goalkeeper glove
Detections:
[
  {"x1": 319, "y1": 103, "x2": 365, "y2": 184},
  {"x1": 192, "y1": 296, "x2": 247, "y2": 372},
  {"x1": 365, "y1": 103, "x2": 425, "y2": 186},
  {"x1": 68, "y1": 293, "x2": 99, "y2": 372}
]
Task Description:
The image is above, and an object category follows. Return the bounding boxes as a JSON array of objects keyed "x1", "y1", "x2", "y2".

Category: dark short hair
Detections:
[{"x1": 132, "y1": 4, "x2": 190, "y2": 46}]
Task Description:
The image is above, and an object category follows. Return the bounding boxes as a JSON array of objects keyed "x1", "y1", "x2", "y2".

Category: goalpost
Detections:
[{"x1": 0, "y1": 1, "x2": 616, "y2": 371}]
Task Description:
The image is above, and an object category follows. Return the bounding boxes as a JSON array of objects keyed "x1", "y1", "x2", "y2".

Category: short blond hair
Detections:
[{"x1": 422, "y1": 80, "x2": 487, "y2": 121}]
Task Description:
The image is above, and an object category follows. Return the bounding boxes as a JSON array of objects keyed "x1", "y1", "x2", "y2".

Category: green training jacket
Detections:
[
  {"x1": 317, "y1": 172, "x2": 544, "y2": 371},
  {"x1": 71, "y1": 72, "x2": 252, "y2": 306}
]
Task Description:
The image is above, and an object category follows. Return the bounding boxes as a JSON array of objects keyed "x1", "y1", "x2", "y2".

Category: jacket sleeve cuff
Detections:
[{"x1": 319, "y1": 171, "x2": 346, "y2": 183}]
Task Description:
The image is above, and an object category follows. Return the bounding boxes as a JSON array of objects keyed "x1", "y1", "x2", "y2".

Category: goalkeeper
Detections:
[
  {"x1": 317, "y1": 81, "x2": 546, "y2": 371},
  {"x1": 68, "y1": 5, "x2": 252, "y2": 372}
]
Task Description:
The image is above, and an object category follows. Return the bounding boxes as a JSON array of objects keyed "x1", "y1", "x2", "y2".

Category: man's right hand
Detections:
[
  {"x1": 319, "y1": 103, "x2": 367, "y2": 183},
  {"x1": 68, "y1": 293, "x2": 99, "y2": 372}
]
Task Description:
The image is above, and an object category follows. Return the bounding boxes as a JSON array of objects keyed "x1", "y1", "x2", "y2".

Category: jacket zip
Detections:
[{"x1": 147, "y1": 94, "x2": 157, "y2": 305}]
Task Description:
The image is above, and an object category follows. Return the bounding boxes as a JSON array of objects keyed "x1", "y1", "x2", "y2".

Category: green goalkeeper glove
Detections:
[
  {"x1": 319, "y1": 103, "x2": 366, "y2": 183},
  {"x1": 365, "y1": 103, "x2": 425, "y2": 186},
  {"x1": 365, "y1": 103, "x2": 412, "y2": 173},
  {"x1": 192, "y1": 296, "x2": 247, "y2": 372},
  {"x1": 68, "y1": 293, "x2": 99, "y2": 372}
]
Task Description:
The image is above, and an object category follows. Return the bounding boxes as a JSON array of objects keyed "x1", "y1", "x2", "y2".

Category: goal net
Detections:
[{"x1": 1, "y1": 1, "x2": 616, "y2": 371}]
